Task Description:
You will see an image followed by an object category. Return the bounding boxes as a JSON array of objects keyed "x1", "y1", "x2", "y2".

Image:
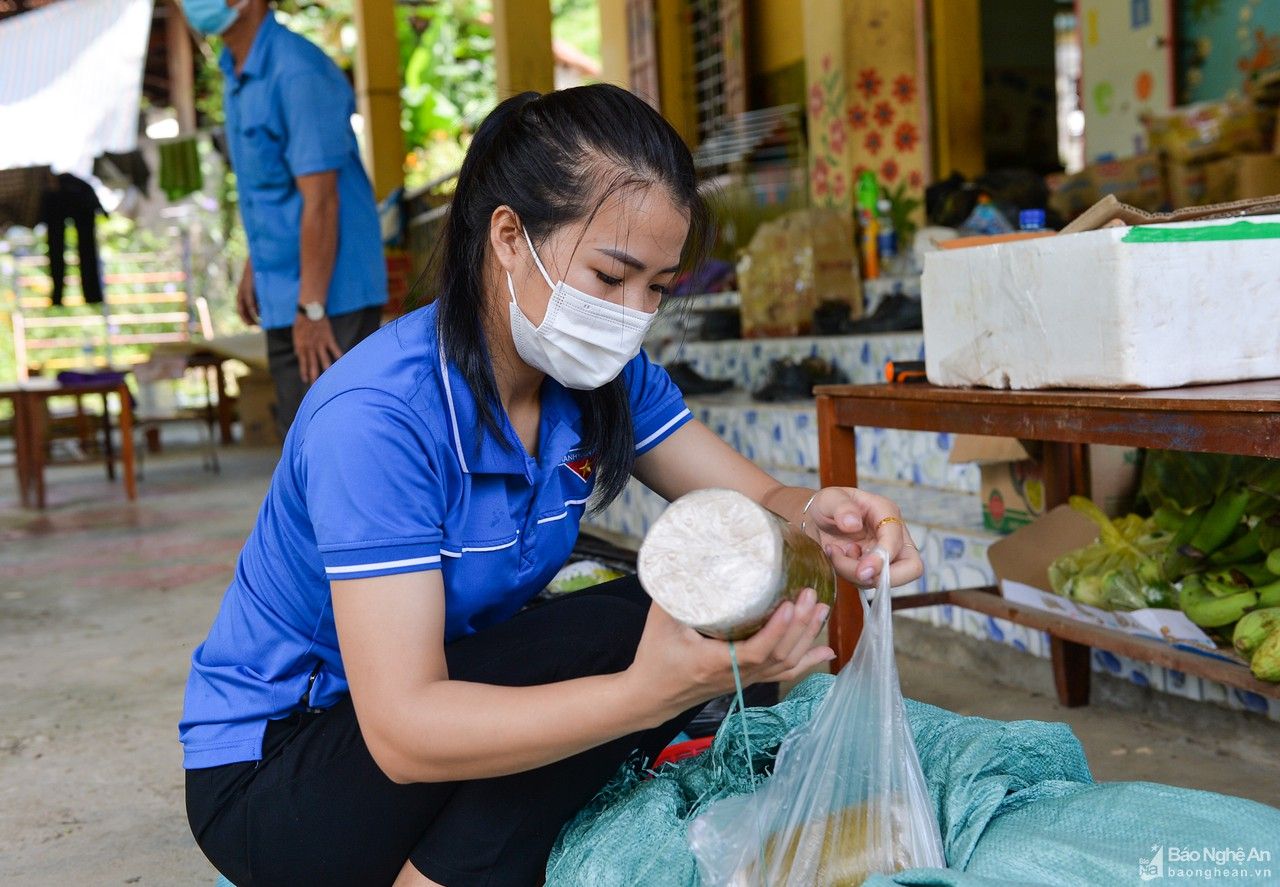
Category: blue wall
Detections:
[{"x1": 1180, "y1": 0, "x2": 1280, "y2": 103}]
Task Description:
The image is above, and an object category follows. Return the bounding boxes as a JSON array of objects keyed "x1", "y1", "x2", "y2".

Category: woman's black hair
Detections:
[{"x1": 433, "y1": 84, "x2": 710, "y2": 511}]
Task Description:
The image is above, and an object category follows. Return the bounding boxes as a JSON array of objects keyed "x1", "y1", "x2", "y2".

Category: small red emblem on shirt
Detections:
[{"x1": 564, "y1": 455, "x2": 596, "y2": 482}]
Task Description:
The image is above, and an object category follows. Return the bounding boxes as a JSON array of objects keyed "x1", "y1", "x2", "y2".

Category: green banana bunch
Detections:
[
  {"x1": 1161, "y1": 505, "x2": 1209, "y2": 580},
  {"x1": 1257, "y1": 515, "x2": 1280, "y2": 554},
  {"x1": 1229, "y1": 561, "x2": 1275, "y2": 587},
  {"x1": 1153, "y1": 504, "x2": 1188, "y2": 534},
  {"x1": 1251, "y1": 629, "x2": 1280, "y2": 682},
  {"x1": 1205, "y1": 577, "x2": 1246, "y2": 599},
  {"x1": 1181, "y1": 587, "x2": 1257, "y2": 628},
  {"x1": 1242, "y1": 463, "x2": 1280, "y2": 522},
  {"x1": 1234, "y1": 608, "x2": 1280, "y2": 657},
  {"x1": 1184, "y1": 488, "x2": 1252, "y2": 560},
  {"x1": 1268, "y1": 549, "x2": 1280, "y2": 576},
  {"x1": 1208, "y1": 521, "x2": 1265, "y2": 566},
  {"x1": 1178, "y1": 574, "x2": 1211, "y2": 607},
  {"x1": 1255, "y1": 579, "x2": 1280, "y2": 608}
]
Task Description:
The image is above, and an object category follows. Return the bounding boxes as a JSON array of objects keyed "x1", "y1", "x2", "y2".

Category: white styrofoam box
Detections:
[{"x1": 922, "y1": 216, "x2": 1280, "y2": 389}]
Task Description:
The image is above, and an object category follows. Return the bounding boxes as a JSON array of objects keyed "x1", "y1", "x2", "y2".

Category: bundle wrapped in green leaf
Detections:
[{"x1": 1047, "y1": 497, "x2": 1174, "y2": 611}]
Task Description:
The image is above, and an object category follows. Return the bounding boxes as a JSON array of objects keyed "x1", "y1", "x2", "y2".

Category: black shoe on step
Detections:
[
  {"x1": 665, "y1": 361, "x2": 734, "y2": 396},
  {"x1": 752, "y1": 357, "x2": 847, "y2": 401},
  {"x1": 846, "y1": 294, "x2": 923, "y2": 334}
]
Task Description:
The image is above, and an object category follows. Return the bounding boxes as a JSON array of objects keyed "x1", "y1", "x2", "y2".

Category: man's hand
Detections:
[
  {"x1": 236, "y1": 260, "x2": 259, "y2": 326},
  {"x1": 293, "y1": 314, "x2": 343, "y2": 385}
]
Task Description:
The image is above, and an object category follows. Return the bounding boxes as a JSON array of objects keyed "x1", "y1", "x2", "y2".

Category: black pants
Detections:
[
  {"x1": 265, "y1": 305, "x2": 382, "y2": 437},
  {"x1": 186, "y1": 576, "x2": 697, "y2": 887},
  {"x1": 41, "y1": 173, "x2": 104, "y2": 306}
]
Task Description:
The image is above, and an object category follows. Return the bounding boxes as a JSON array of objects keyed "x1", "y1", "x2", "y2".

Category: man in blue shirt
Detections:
[{"x1": 183, "y1": 0, "x2": 388, "y2": 434}]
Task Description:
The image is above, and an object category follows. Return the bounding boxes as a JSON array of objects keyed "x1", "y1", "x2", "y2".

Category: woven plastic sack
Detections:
[{"x1": 688, "y1": 550, "x2": 946, "y2": 885}]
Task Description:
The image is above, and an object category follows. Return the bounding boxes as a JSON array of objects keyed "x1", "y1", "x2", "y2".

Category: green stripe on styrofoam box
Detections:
[{"x1": 1122, "y1": 220, "x2": 1280, "y2": 243}]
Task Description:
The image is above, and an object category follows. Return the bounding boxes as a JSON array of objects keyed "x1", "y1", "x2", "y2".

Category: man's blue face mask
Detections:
[{"x1": 183, "y1": 0, "x2": 246, "y2": 37}]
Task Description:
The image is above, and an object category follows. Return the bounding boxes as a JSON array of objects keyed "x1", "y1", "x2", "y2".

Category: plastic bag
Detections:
[{"x1": 688, "y1": 549, "x2": 946, "y2": 886}]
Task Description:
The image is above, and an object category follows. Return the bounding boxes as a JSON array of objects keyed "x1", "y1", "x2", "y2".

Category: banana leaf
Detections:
[{"x1": 1140, "y1": 451, "x2": 1280, "y2": 518}]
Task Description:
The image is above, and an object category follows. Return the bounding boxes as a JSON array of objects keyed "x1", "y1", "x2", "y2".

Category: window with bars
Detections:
[
  {"x1": 690, "y1": 0, "x2": 746, "y2": 146},
  {"x1": 690, "y1": 0, "x2": 726, "y2": 146},
  {"x1": 626, "y1": 0, "x2": 745, "y2": 147}
]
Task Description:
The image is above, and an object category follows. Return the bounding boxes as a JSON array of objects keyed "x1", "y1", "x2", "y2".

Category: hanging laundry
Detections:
[
  {"x1": 40, "y1": 173, "x2": 106, "y2": 306},
  {"x1": 94, "y1": 150, "x2": 152, "y2": 193},
  {"x1": 0, "y1": 165, "x2": 54, "y2": 229},
  {"x1": 157, "y1": 136, "x2": 204, "y2": 201}
]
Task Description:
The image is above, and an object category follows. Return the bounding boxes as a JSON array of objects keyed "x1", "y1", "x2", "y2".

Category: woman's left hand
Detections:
[{"x1": 801, "y1": 487, "x2": 923, "y2": 588}]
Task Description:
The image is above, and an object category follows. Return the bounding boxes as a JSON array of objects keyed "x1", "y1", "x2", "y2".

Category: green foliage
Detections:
[
  {"x1": 885, "y1": 182, "x2": 921, "y2": 247},
  {"x1": 277, "y1": 0, "x2": 356, "y2": 69},
  {"x1": 398, "y1": 0, "x2": 496, "y2": 180},
  {"x1": 552, "y1": 0, "x2": 600, "y2": 62}
]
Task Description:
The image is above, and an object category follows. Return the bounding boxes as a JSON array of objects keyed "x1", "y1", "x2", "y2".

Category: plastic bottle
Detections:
[
  {"x1": 1018, "y1": 208, "x2": 1047, "y2": 231},
  {"x1": 856, "y1": 171, "x2": 880, "y2": 280},
  {"x1": 875, "y1": 197, "x2": 898, "y2": 276},
  {"x1": 856, "y1": 170, "x2": 880, "y2": 215},
  {"x1": 958, "y1": 194, "x2": 1014, "y2": 237}
]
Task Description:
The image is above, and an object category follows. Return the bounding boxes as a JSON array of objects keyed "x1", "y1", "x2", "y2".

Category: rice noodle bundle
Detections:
[{"x1": 638, "y1": 488, "x2": 835, "y2": 640}]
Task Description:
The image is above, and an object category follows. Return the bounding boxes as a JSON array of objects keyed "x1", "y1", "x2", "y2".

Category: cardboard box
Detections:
[
  {"x1": 1088, "y1": 444, "x2": 1142, "y2": 517},
  {"x1": 1203, "y1": 153, "x2": 1280, "y2": 205},
  {"x1": 986, "y1": 505, "x2": 1223, "y2": 652},
  {"x1": 235, "y1": 371, "x2": 280, "y2": 448},
  {"x1": 949, "y1": 436, "x2": 1045, "y2": 534},
  {"x1": 949, "y1": 437, "x2": 1139, "y2": 534},
  {"x1": 1143, "y1": 99, "x2": 1271, "y2": 162},
  {"x1": 1048, "y1": 154, "x2": 1165, "y2": 221},
  {"x1": 737, "y1": 208, "x2": 861, "y2": 338},
  {"x1": 1163, "y1": 158, "x2": 1210, "y2": 209},
  {"x1": 1059, "y1": 191, "x2": 1280, "y2": 234}
]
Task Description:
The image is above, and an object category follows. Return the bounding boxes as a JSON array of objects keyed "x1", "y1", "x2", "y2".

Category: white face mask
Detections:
[{"x1": 507, "y1": 228, "x2": 657, "y2": 390}]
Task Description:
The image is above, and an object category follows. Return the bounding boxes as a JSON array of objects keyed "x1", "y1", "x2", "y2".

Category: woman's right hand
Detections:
[{"x1": 626, "y1": 589, "x2": 835, "y2": 724}]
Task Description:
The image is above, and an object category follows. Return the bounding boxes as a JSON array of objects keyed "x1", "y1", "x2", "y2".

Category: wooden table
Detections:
[
  {"x1": 1, "y1": 380, "x2": 137, "y2": 509},
  {"x1": 153, "y1": 334, "x2": 270, "y2": 446},
  {"x1": 815, "y1": 380, "x2": 1280, "y2": 707}
]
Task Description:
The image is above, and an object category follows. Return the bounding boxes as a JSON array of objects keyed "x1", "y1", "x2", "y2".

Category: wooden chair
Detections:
[{"x1": 5, "y1": 235, "x2": 224, "y2": 473}]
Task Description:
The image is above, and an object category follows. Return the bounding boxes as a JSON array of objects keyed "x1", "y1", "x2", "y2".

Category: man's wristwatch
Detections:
[{"x1": 298, "y1": 301, "x2": 326, "y2": 322}]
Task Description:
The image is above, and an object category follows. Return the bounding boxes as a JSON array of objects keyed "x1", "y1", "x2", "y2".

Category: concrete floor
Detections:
[{"x1": 1, "y1": 445, "x2": 1278, "y2": 886}]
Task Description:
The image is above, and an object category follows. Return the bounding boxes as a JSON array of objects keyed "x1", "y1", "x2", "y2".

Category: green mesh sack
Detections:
[{"x1": 547, "y1": 678, "x2": 1280, "y2": 887}]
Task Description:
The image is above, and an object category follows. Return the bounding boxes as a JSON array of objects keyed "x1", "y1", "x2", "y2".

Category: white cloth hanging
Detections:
[{"x1": 0, "y1": 0, "x2": 155, "y2": 179}]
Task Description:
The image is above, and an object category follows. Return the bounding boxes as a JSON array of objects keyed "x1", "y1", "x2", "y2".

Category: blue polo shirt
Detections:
[
  {"x1": 220, "y1": 13, "x2": 387, "y2": 330},
  {"x1": 179, "y1": 302, "x2": 691, "y2": 769}
]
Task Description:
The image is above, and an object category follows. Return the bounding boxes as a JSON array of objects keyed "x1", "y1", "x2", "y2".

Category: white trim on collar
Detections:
[{"x1": 438, "y1": 349, "x2": 470, "y2": 474}]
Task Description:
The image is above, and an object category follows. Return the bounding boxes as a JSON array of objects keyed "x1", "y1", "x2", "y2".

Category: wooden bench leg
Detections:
[
  {"x1": 1051, "y1": 636, "x2": 1092, "y2": 707},
  {"x1": 13, "y1": 392, "x2": 33, "y2": 508}
]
